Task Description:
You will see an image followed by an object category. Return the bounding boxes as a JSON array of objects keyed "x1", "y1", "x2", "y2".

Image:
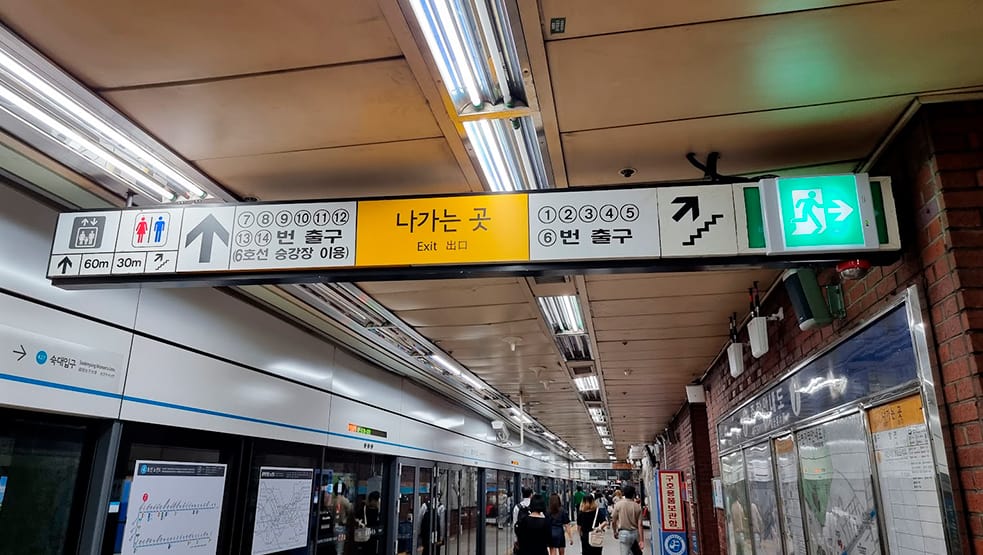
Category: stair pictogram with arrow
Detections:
[{"x1": 683, "y1": 214, "x2": 725, "y2": 246}]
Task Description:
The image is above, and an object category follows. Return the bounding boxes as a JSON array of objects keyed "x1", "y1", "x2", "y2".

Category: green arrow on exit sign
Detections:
[{"x1": 777, "y1": 175, "x2": 865, "y2": 248}]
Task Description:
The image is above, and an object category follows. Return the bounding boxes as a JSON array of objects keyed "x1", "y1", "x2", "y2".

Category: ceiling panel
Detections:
[
  {"x1": 399, "y1": 304, "x2": 536, "y2": 327},
  {"x1": 0, "y1": 0, "x2": 400, "y2": 88},
  {"x1": 410, "y1": 321, "x2": 545, "y2": 342},
  {"x1": 197, "y1": 138, "x2": 468, "y2": 201},
  {"x1": 563, "y1": 96, "x2": 909, "y2": 186},
  {"x1": 591, "y1": 293, "x2": 749, "y2": 317},
  {"x1": 547, "y1": 0, "x2": 983, "y2": 131},
  {"x1": 539, "y1": 0, "x2": 870, "y2": 40},
  {"x1": 586, "y1": 270, "x2": 779, "y2": 299},
  {"x1": 103, "y1": 60, "x2": 441, "y2": 160},
  {"x1": 592, "y1": 312, "x2": 724, "y2": 331},
  {"x1": 360, "y1": 277, "x2": 523, "y2": 294},
  {"x1": 365, "y1": 283, "x2": 530, "y2": 311},
  {"x1": 595, "y1": 325, "x2": 729, "y2": 342},
  {"x1": 440, "y1": 341, "x2": 558, "y2": 360}
]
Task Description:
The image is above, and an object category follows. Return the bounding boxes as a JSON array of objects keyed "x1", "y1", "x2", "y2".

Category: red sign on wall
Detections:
[{"x1": 659, "y1": 470, "x2": 685, "y2": 532}]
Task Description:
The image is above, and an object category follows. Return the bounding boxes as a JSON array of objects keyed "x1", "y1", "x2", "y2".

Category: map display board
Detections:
[
  {"x1": 122, "y1": 460, "x2": 227, "y2": 554},
  {"x1": 797, "y1": 414, "x2": 880, "y2": 555},
  {"x1": 744, "y1": 443, "x2": 781, "y2": 555},
  {"x1": 720, "y1": 451, "x2": 753, "y2": 555},
  {"x1": 251, "y1": 467, "x2": 315, "y2": 554},
  {"x1": 869, "y1": 395, "x2": 947, "y2": 553},
  {"x1": 773, "y1": 435, "x2": 807, "y2": 555}
]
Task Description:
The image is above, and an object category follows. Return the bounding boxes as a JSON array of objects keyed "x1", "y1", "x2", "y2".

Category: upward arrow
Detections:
[
  {"x1": 57, "y1": 256, "x2": 73, "y2": 274},
  {"x1": 184, "y1": 214, "x2": 229, "y2": 263},
  {"x1": 671, "y1": 196, "x2": 700, "y2": 222}
]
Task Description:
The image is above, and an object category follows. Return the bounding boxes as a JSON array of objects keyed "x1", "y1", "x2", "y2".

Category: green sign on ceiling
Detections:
[{"x1": 761, "y1": 174, "x2": 879, "y2": 254}]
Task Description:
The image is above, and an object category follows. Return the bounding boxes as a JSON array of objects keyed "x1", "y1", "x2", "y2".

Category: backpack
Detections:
[{"x1": 515, "y1": 503, "x2": 531, "y2": 528}]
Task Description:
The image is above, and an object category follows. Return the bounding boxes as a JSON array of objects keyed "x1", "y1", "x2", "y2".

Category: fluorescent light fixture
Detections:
[
  {"x1": 543, "y1": 431, "x2": 557, "y2": 440},
  {"x1": 596, "y1": 426, "x2": 609, "y2": 437},
  {"x1": 429, "y1": 353, "x2": 462, "y2": 376},
  {"x1": 0, "y1": 47, "x2": 212, "y2": 202},
  {"x1": 460, "y1": 372, "x2": 485, "y2": 391},
  {"x1": 464, "y1": 116, "x2": 546, "y2": 191},
  {"x1": 574, "y1": 375, "x2": 600, "y2": 392},
  {"x1": 588, "y1": 407, "x2": 606, "y2": 423},
  {"x1": 608, "y1": 456, "x2": 617, "y2": 460},
  {"x1": 602, "y1": 438, "x2": 613, "y2": 446},
  {"x1": 538, "y1": 296, "x2": 586, "y2": 335},
  {"x1": 406, "y1": 0, "x2": 487, "y2": 109},
  {"x1": 558, "y1": 440, "x2": 568, "y2": 448},
  {"x1": 509, "y1": 408, "x2": 532, "y2": 425}
]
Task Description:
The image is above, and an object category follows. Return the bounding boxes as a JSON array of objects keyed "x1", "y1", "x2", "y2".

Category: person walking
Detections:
[
  {"x1": 515, "y1": 494, "x2": 552, "y2": 555},
  {"x1": 611, "y1": 485, "x2": 644, "y2": 555},
  {"x1": 547, "y1": 493, "x2": 572, "y2": 555},
  {"x1": 572, "y1": 486, "x2": 585, "y2": 511},
  {"x1": 576, "y1": 494, "x2": 608, "y2": 555}
]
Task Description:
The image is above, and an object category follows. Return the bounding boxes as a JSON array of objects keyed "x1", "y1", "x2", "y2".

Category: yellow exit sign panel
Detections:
[{"x1": 356, "y1": 194, "x2": 529, "y2": 266}]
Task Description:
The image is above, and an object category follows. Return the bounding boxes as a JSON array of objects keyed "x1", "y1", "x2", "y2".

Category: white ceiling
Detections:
[{"x1": 1, "y1": 0, "x2": 981, "y2": 459}]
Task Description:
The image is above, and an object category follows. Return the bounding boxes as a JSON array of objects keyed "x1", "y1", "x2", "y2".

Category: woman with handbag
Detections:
[{"x1": 576, "y1": 494, "x2": 608, "y2": 555}]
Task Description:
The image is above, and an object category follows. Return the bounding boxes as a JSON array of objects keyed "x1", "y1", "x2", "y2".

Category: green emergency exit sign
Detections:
[
  {"x1": 759, "y1": 174, "x2": 879, "y2": 254},
  {"x1": 778, "y1": 175, "x2": 865, "y2": 247}
]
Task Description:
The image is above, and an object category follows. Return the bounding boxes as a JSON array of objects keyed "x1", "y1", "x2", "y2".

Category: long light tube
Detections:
[
  {"x1": 573, "y1": 375, "x2": 599, "y2": 392},
  {"x1": 408, "y1": 0, "x2": 483, "y2": 109},
  {"x1": 472, "y1": 0, "x2": 511, "y2": 106},
  {"x1": 429, "y1": 353, "x2": 462, "y2": 376},
  {"x1": 0, "y1": 50, "x2": 206, "y2": 199},
  {"x1": 537, "y1": 296, "x2": 586, "y2": 335},
  {"x1": 0, "y1": 84, "x2": 174, "y2": 202}
]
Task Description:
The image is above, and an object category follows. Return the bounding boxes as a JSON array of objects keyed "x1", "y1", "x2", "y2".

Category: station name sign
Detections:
[{"x1": 48, "y1": 174, "x2": 900, "y2": 288}]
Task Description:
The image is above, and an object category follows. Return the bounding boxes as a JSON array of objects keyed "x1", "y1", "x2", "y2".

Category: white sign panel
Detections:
[
  {"x1": 229, "y1": 202, "x2": 356, "y2": 270},
  {"x1": 529, "y1": 189, "x2": 660, "y2": 261},
  {"x1": 176, "y1": 206, "x2": 237, "y2": 272},
  {"x1": 122, "y1": 460, "x2": 227, "y2": 554},
  {"x1": 51, "y1": 211, "x2": 121, "y2": 255},
  {"x1": 251, "y1": 467, "x2": 314, "y2": 554},
  {"x1": 657, "y1": 185, "x2": 738, "y2": 257},
  {"x1": 0, "y1": 322, "x2": 125, "y2": 395}
]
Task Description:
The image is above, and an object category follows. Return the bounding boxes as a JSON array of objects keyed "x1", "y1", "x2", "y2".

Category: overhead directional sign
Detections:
[
  {"x1": 760, "y1": 174, "x2": 879, "y2": 254},
  {"x1": 47, "y1": 175, "x2": 901, "y2": 288}
]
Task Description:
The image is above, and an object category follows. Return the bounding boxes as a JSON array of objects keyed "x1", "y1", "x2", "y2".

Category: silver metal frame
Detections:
[{"x1": 907, "y1": 285, "x2": 963, "y2": 555}]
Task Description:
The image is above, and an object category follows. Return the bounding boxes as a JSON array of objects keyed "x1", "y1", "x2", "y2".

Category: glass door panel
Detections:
[
  {"x1": 397, "y1": 466, "x2": 416, "y2": 555},
  {"x1": 745, "y1": 442, "x2": 782, "y2": 555}
]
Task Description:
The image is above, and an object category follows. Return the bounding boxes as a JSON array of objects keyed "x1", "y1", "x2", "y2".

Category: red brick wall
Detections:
[
  {"x1": 662, "y1": 100, "x2": 983, "y2": 554},
  {"x1": 662, "y1": 403, "x2": 720, "y2": 555}
]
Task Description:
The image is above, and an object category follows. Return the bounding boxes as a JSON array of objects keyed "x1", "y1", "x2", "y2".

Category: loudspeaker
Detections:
[
  {"x1": 685, "y1": 384, "x2": 706, "y2": 404},
  {"x1": 782, "y1": 268, "x2": 832, "y2": 331},
  {"x1": 747, "y1": 316, "x2": 769, "y2": 358},
  {"x1": 727, "y1": 342, "x2": 745, "y2": 378}
]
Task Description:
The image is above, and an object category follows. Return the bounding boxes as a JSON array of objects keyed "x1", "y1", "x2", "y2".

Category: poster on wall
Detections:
[
  {"x1": 720, "y1": 452, "x2": 753, "y2": 555},
  {"x1": 251, "y1": 467, "x2": 315, "y2": 554},
  {"x1": 773, "y1": 435, "x2": 807, "y2": 555},
  {"x1": 869, "y1": 395, "x2": 947, "y2": 553},
  {"x1": 122, "y1": 460, "x2": 227, "y2": 554},
  {"x1": 797, "y1": 414, "x2": 881, "y2": 555},
  {"x1": 744, "y1": 443, "x2": 781, "y2": 555}
]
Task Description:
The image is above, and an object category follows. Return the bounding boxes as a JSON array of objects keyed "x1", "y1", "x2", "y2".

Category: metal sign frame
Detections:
[{"x1": 47, "y1": 178, "x2": 902, "y2": 289}]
